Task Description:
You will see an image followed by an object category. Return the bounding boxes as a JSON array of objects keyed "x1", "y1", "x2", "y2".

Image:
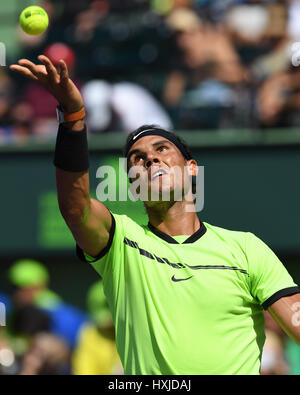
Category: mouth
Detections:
[{"x1": 150, "y1": 167, "x2": 169, "y2": 181}]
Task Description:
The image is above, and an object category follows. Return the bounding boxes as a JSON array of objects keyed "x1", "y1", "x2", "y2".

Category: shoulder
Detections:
[
  {"x1": 204, "y1": 222, "x2": 251, "y2": 243},
  {"x1": 203, "y1": 222, "x2": 264, "y2": 257},
  {"x1": 112, "y1": 212, "x2": 148, "y2": 236}
]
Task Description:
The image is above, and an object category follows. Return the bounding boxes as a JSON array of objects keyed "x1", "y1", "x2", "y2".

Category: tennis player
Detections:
[{"x1": 11, "y1": 56, "x2": 300, "y2": 375}]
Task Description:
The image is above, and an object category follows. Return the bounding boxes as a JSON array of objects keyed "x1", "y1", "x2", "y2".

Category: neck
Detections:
[{"x1": 146, "y1": 200, "x2": 200, "y2": 236}]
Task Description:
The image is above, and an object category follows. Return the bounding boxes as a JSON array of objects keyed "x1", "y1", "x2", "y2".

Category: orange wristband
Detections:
[
  {"x1": 56, "y1": 106, "x2": 86, "y2": 123},
  {"x1": 63, "y1": 107, "x2": 86, "y2": 122}
]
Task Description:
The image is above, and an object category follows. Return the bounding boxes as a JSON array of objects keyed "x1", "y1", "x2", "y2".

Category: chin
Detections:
[{"x1": 146, "y1": 185, "x2": 184, "y2": 205}]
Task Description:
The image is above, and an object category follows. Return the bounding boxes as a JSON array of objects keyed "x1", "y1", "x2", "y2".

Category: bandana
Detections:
[{"x1": 125, "y1": 128, "x2": 193, "y2": 161}]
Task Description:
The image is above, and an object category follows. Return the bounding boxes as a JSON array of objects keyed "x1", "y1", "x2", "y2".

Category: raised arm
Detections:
[{"x1": 10, "y1": 55, "x2": 112, "y2": 257}]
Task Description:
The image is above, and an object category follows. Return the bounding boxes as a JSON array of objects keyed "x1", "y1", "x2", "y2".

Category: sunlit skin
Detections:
[
  {"x1": 128, "y1": 139, "x2": 187, "y2": 201},
  {"x1": 127, "y1": 135, "x2": 200, "y2": 236}
]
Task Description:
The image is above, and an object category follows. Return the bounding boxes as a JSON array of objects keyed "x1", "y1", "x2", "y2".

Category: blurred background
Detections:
[{"x1": 0, "y1": 0, "x2": 300, "y2": 375}]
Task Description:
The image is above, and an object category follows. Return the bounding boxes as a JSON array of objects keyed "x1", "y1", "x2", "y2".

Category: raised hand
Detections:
[{"x1": 10, "y1": 55, "x2": 84, "y2": 113}]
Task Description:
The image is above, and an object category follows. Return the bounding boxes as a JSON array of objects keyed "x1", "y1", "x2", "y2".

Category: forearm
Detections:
[
  {"x1": 268, "y1": 293, "x2": 300, "y2": 347},
  {"x1": 62, "y1": 118, "x2": 85, "y2": 131},
  {"x1": 54, "y1": 118, "x2": 113, "y2": 255},
  {"x1": 56, "y1": 168, "x2": 91, "y2": 226},
  {"x1": 55, "y1": 119, "x2": 91, "y2": 227}
]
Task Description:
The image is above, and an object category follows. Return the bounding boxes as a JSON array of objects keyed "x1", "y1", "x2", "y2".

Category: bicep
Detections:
[
  {"x1": 268, "y1": 293, "x2": 300, "y2": 346},
  {"x1": 69, "y1": 198, "x2": 113, "y2": 257}
]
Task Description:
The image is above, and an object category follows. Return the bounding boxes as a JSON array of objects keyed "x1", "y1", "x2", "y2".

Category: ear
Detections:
[{"x1": 186, "y1": 159, "x2": 198, "y2": 177}]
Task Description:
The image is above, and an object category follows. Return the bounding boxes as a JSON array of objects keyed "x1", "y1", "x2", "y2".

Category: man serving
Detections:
[{"x1": 10, "y1": 55, "x2": 300, "y2": 375}]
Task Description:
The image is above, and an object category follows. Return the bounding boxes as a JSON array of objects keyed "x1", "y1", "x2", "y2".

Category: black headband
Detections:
[{"x1": 125, "y1": 129, "x2": 193, "y2": 161}]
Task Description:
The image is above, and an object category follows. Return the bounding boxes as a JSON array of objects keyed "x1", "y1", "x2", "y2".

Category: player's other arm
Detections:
[
  {"x1": 268, "y1": 294, "x2": 300, "y2": 346},
  {"x1": 247, "y1": 232, "x2": 300, "y2": 347},
  {"x1": 10, "y1": 56, "x2": 112, "y2": 257}
]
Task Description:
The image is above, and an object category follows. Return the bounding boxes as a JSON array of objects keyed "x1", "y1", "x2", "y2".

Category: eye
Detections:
[
  {"x1": 157, "y1": 145, "x2": 168, "y2": 152},
  {"x1": 134, "y1": 154, "x2": 144, "y2": 163}
]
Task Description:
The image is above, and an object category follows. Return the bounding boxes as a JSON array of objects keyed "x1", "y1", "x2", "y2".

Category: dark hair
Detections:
[
  {"x1": 124, "y1": 124, "x2": 193, "y2": 161},
  {"x1": 11, "y1": 305, "x2": 51, "y2": 336}
]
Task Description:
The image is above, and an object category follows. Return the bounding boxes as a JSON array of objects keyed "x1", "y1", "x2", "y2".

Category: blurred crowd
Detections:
[
  {"x1": 0, "y1": 259, "x2": 123, "y2": 375},
  {"x1": 1, "y1": 0, "x2": 300, "y2": 376},
  {"x1": 1, "y1": 0, "x2": 300, "y2": 144},
  {"x1": 0, "y1": 258, "x2": 300, "y2": 375}
]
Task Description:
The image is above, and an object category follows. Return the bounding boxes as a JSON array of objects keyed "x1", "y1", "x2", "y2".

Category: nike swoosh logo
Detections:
[
  {"x1": 171, "y1": 275, "x2": 193, "y2": 282},
  {"x1": 132, "y1": 129, "x2": 154, "y2": 140}
]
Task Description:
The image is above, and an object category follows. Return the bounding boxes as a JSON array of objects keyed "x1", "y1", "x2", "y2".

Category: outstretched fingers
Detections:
[
  {"x1": 9, "y1": 64, "x2": 38, "y2": 81},
  {"x1": 17, "y1": 58, "x2": 41, "y2": 77},
  {"x1": 58, "y1": 60, "x2": 69, "y2": 87},
  {"x1": 38, "y1": 55, "x2": 59, "y2": 83}
]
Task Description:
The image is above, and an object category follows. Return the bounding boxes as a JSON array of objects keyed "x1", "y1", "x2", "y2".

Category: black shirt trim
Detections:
[
  {"x1": 262, "y1": 286, "x2": 300, "y2": 310},
  {"x1": 76, "y1": 212, "x2": 116, "y2": 263},
  {"x1": 147, "y1": 221, "x2": 207, "y2": 244}
]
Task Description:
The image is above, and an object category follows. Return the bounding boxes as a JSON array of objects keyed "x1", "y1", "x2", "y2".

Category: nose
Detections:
[{"x1": 145, "y1": 156, "x2": 159, "y2": 169}]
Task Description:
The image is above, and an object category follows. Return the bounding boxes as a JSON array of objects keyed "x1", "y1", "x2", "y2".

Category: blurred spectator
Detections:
[
  {"x1": 0, "y1": 69, "x2": 20, "y2": 144},
  {"x1": 163, "y1": 7, "x2": 248, "y2": 129},
  {"x1": 0, "y1": 292, "x2": 12, "y2": 317},
  {"x1": 224, "y1": 3, "x2": 271, "y2": 46},
  {"x1": 106, "y1": 0, "x2": 149, "y2": 13},
  {"x1": 53, "y1": 0, "x2": 93, "y2": 26},
  {"x1": 3, "y1": 304, "x2": 53, "y2": 374},
  {"x1": 73, "y1": 1, "x2": 108, "y2": 43},
  {"x1": 261, "y1": 329, "x2": 289, "y2": 375},
  {"x1": 82, "y1": 80, "x2": 173, "y2": 133},
  {"x1": 288, "y1": 0, "x2": 300, "y2": 41},
  {"x1": 10, "y1": 305, "x2": 51, "y2": 336},
  {"x1": 194, "y1": 0, "x2": 236, "y2": 23},
  {"x1": 0, "y1": 327, "x2": 17, "y2": 375},
  {"x1": 8, "y1": 259, "x2": 88, "y2": 349},
  {"x1": 72, "y1": 280, "x2": 123, "y2": 375},
  {"x1": 261, "y1": 310, "x2": 289, "y2": 375},
  {"x1": 285, "y1": 336, "x2": 300, "y2": 375},
  {"x1": 3, "y1": 0, "x2": 300, "y2": 140},
  {"x1": 257, "y1": 66, "x2": 300, "y2": 128},
  {"x1": 166, "y1": 7, "x2": 246, "y2": 82},
  {"x1": 0, "y1": 293, "x2": 17, "y2": 375},
  {"x1": 19, "y1": 333, "x2": 70, "y2": 375},
  {"x1": 224, "y1": 2, "x2": 289, "y2": 72},
  {"x1": 151, "y1": 0, "x2": 193, "y2": 15},
  {"x1": 0, "y1": 69, "x2": 14, "y2": 126}
]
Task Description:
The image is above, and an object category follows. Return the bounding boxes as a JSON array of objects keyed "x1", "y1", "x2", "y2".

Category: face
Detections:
[
  {"x1": 127, "y1": 135, "x2": 197, "y2": 206},
  {"x1": 13, "y1": 285, "x2": 44, "y2": 306}
]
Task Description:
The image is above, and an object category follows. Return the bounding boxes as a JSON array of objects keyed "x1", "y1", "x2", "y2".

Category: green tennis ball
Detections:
[{"x1": 20, "y1": 6, "x2": 49, "y2": 36}]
